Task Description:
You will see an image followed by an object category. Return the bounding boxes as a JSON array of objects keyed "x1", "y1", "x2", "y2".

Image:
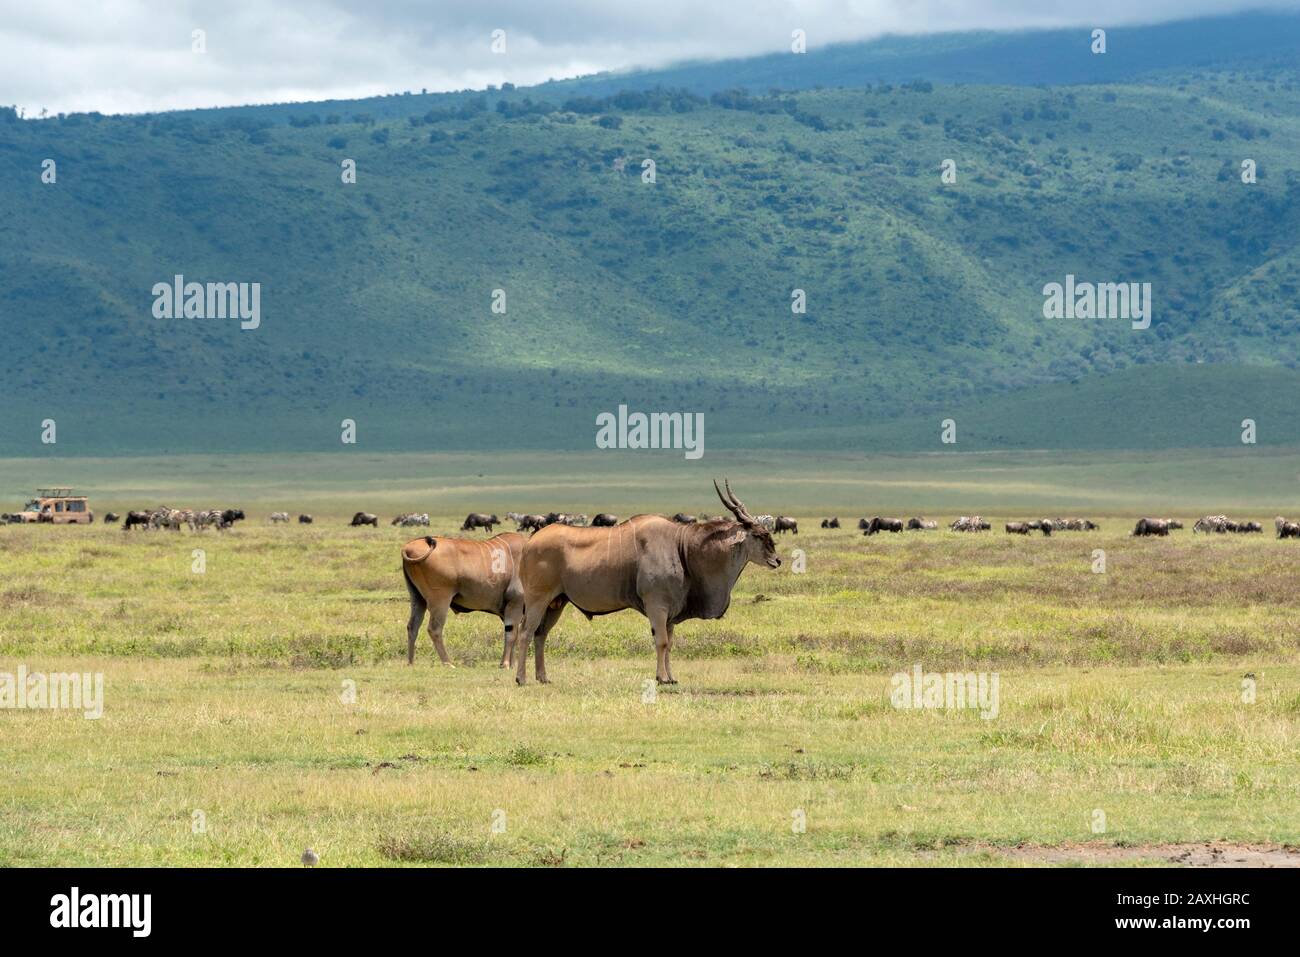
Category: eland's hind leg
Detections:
[
  {"x1": 403, "y1": 569, "x2": 429, "y2": 665},
  {"x1": 426, "y1": 604, "x2": 453, "y2": 665}
]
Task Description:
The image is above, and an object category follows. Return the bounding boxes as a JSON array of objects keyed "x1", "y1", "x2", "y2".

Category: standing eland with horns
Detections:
[{"x1": 512, "y1": 481, "x2": 781, "y2": 685}]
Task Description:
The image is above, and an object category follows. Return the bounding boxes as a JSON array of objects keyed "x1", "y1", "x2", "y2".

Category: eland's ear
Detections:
[{"x1": 721, "y1": 528, "x2": 746, "y2": 548}]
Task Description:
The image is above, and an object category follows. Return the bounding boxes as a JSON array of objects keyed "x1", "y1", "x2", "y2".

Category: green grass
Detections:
[
  {"x1": 1, "y1": 451, "x2": 1298, "y2": 865},
  {"x1": 2, "y1": 658, "x2": 1296, "y2": 866}
]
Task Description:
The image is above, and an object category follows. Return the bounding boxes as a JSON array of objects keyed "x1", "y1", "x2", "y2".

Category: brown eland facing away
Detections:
[
  {"x1": 400, "y1": 532, "x2": 526, "y2": 668},
  {"x1": 512, "y1": 480, "x2": 780, "y2": 686}
]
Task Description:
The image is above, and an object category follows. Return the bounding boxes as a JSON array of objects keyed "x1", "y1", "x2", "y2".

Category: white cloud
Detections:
[{"x1": 2, "y1": 0, "x2": 1297, "y2": 115}]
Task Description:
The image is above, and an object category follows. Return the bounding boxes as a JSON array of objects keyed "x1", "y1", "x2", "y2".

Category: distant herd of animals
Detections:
[{"x1": 1, "y1": 506, "x2": 1290, "y2": 541}]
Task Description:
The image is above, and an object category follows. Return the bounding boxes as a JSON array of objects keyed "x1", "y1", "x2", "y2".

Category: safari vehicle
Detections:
[{"x1": 13, "y1": 487, "x2": 94, "y2": 524}]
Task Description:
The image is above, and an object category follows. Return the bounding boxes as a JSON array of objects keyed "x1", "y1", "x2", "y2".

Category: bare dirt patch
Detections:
[{"x1": 996, "y1": 841, "x2": 1300, "y2": 867}]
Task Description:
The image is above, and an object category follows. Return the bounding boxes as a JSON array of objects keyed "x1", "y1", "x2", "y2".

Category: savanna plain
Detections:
[{"x1": 1, "y1": 450, "x2": 1297, "y2": 866}]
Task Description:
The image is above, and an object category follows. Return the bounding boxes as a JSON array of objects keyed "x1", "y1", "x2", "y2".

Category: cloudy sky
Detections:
[{"x1": 3, "y1": 0, "x2": 1297, "y2": 116}]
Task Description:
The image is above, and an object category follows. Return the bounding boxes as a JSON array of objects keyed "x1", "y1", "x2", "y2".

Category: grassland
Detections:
[{"x1": 1, "y1": 451, "x2": 1298, "y2": 866}]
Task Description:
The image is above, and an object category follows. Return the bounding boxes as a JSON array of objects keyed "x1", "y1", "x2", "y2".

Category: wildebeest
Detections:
[
  {"x1": 863, "y1": 517, "x2": 904, "y2": 535},
  {"x1": 512, "y1": 480, "x2": 780, "y2": 686},
  {"x1": 461, "y1": 513, "x2": 500, "y2": 533},
  {"x1": 906, "y1": 517, "x2": 937, "y2": 530},
  {"x1": 773, "y1": 516, "x2": 798, "y2": 535},
  {"x1": 820, "y1": 517, "x2": 840, "y2": 529},
  {"x1": 1237, "y1": 521, "x2": 1263, "y2": 534},
  {"x1": 515, "y1": 514, "x2": 547, "y2": 533},
  {"x1": 1276, "y1": 517, "x2": 1300, "y2": 539},
  {"x1": 392, "y1": 513, "x2": 430, "y2": 527},
  {"x1": 298, "y1": 514, "x2": 313, "y2": 524},
  {"x1": 350, "y1": 512, "x2": 379, "y2": 527},
  {"x1": 401, "y1": 532, "x2": 526, "y2": 667},
  {"x1": 122, "y1": 511, "x2": 152, "y2": 530},
  {"x1": 220, "y1": 508, "x2": 245, "y2": 529},
  {"x1": 102, "y1": 512, "x2": 121, "y2": 524},
  {"x1": 1008, "y1": 521, "x2": 1052, "y2": 536},
  {"x1": 591, "y1": 513, "x2": 618, "y2": 527},
  {"x1": 1132, "y1": 518, "x2": 1172, "y2": 537},
  {"x1": 1048, "y1": 517, "x2": 1099, "y2": 531},
  {"x1": 671, "y1": 513, "x2": 697, "y2": 524},
  {"x1": 269, "y1": 512, "x2": 290, "y2": 524}
]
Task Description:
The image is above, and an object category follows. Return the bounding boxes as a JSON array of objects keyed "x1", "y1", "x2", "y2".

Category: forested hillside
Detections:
[{"x1": 3, "y1": 13, "x2": 1300, "y2": 454}]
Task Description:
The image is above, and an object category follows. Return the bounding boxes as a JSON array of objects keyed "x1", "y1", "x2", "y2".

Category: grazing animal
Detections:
[
  {"x1": 1276, "y1": 517, "x2": 1300, "y2": 539},
  {"x1": 150, "y1": 507, "x2": 193, "y2": 531},
  {"x1": 461, "y1": 513, "x2": 500, "y2": 533},
  {"x1": 392, "y1": 513, "x2": 431, "y2": 527},
  {"x1": 906, "y1": 517, "x2": 937, "y2": 530},
  {"x1": 540, "y1": 512, "x2": 587, "y2": 527},
  {"x1": 591, "y1": 513, "x2": 618, "y2": 527},
  {"x1": 754, "y1": 514, "x2": 776, "y2": 531},
  {"x1": 1006, "y1": 522, "x2": 1031, "y2": 535},
  {"x1": 950, "y1": 516, "x2": 990, "y2": 532},
  {"x1": 219, "y1": 508, "x2": 245, "y2": 529},
  {"x1": 298, "y1": 514, "x2": 313, "y2": 524},
  {"x1": 103, "y1": 512, "x2": 120, "y2": 524},
  {"x1": 122, "y1": 511, "x2": 152, "y2": 531},
  {"x1": 401, "y1": 532, "x2": 526, "y2": 667},
  {"x1": 671, "y1": 513, "x2": 697, "y2": 524},
  {"x1": 193, "y1": 509, "x2": 224, "y2": 531},
  {"x1": 1132, "y1": 518, "x2": 1171, "y2": 537},
  {"x1": 773, "y1": 516, "x2": 798, "y2": 535},
  {"x1": 269, "y1": 512, "x2": 290, "y2": 524},
  {"x1": 820, "y1": 517, "x2": 841, "y2": 529},
  {"x1": 863, "y1": 517, "x2": 904, "y2": 535},
  {"x1": 1237, "y1": 521, "x2": 1263, "y2": 534},
  {"x1": 1194, "y1": 515, "x2": 1233, "y2": 534},
  {"x1": 516, "y1": 514, "x2": 547, "y2": 533},
  {"x1": 350, "y1": 512, "x2": 379, "y2": 527},
  {"x1": 512, "y1": 480, "x2": 780, "y2": 686},
  {"x1": 1048, "y1": 517, "x2": 1099, "y2": 531}
]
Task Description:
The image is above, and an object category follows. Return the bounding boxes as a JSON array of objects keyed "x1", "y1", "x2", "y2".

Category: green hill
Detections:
[{"x1": 4, "y1": 14, "x2": 1300, "y2": 455}]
